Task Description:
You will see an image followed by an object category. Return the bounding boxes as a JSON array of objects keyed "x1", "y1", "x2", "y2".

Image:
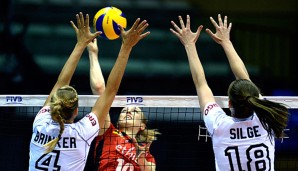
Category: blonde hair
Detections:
[
  {"x1": 135, "y1": 110, "x2": 161, "y2": 143},
  {"x1": 43, "y1": 85, "x2": 78, "y2": 153}
]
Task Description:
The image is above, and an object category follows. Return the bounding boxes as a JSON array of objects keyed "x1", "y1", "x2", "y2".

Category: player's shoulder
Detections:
[
  {"x1": 34, "y1": 106, "x2": 51, "y2": 121},
  {"x1": 37, "y1": 106, "x2": 51, "y2": 115},
  {"x1": 204, "y1": 102, "x2": 224, "y2": 117}
]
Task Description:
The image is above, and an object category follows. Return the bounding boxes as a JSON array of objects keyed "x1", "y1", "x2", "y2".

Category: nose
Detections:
[{"x1": 126, "y1": 108, "x2": 134, "y2": 113}]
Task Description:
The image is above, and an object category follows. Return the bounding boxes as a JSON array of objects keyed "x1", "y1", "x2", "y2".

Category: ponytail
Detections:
[
  {"x1": 136, "y1": 110, "x2": 161, "y2": 143},
  {"x1": 247, "y1": 97, "x2": 289, "y2": 139},
  {"x1": 228, "y1": 79, "x2": 290, "y2": 140},
  {"x1": 136, "y1": 128, "x2": 161, "y2": 143}
]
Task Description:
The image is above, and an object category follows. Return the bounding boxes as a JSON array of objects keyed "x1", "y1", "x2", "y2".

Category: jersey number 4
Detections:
[
  {"x1": 35, "y1": 150, "x2": 61, "y2": 171},
  {"x1": 225, "y1": 143, "x2": 271, "y2": 171}
]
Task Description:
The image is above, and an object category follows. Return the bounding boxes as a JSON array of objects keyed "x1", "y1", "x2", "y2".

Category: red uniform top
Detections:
[{"x1": 94, "y1": 124, "x2": 155, "y2": 171}]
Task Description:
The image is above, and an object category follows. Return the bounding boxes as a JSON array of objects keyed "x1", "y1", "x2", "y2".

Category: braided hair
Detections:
[{"x1": 43, "y1": 85, "x2": 78, "y2": 153}]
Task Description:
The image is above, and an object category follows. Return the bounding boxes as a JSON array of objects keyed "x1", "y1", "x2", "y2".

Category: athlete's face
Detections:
[{"x1": 118, "y1": 106, "x2": 144, "y2": 128}]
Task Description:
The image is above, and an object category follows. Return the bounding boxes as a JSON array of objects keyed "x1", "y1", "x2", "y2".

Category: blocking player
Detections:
[
  {"x1": 85, "y1": 37, "x2": 160, "y2": 171},
  {"x1": 29, "y1": 12, "x2": 150, "y2": 171},
  {"x1": 170, "y1": 14, "x2": 289, "y2": 171}
]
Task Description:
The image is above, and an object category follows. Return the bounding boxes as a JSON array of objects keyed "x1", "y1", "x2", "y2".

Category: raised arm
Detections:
[
  {"x1": 206, "y1": 14, "x2": 250, "y2": 80},
  {"x1": 44, "y1": 12, "x2": 100, "y2": 106},
  {"x1": 88, "y1": 38, "x2": 105, "y2": 95},
  {"x1": 87, "y1": 38, "x2": 111, "y2": 135},
  {"x1": 170, "y1": 15, "x2": 215, "y2": 111},
  {"x1": 91, "y1": 18, "x2": 150, "y2": 129}
]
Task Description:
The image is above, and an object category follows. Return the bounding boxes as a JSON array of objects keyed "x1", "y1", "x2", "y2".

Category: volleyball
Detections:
[{"x1": 93, "y1": 6, "x2": 127, "y2": 40}]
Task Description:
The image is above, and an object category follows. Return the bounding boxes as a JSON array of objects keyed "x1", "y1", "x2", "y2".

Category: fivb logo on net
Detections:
[
  {"x1": 6, "y1": 96, "x2": 23, "y2": 104},
  {"x1": 126, "y1": 96, "x2": 144, "y2": 105}
]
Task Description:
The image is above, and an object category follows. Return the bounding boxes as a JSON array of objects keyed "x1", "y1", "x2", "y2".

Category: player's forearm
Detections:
[
  {"x1": 221, "y1": 40, "x2": 250, "y2": 80},
  {"x1": 184, "y1": 44, "x2": 208, "y2": 89},
  {"x1": 185, "y1": 43, "x2": 215, "y2": 111},
  {"x1": 89, "y1": 51, "x2": 105, "y2": 95},
  {"x1": 91, "y1": 42, "x2": 133, "y2": 127},
  {"x1": 105, "y1": 44, "x2": 132, "y2": 93},
  {"x1": 57, "y1": 43, "x2": 86, "y2": 86}
]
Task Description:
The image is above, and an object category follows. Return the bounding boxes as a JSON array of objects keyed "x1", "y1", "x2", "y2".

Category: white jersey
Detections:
[
  {"x1": 29, "y1": 106, "x2": 99, "y2": 171},
  {"x1": 203, "y1": 102, "x2": 275, "y2": 171}
]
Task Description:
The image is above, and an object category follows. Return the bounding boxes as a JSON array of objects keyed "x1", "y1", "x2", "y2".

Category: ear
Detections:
[
  {"x1": 228, "y1": 100, "x2": 232, "y2": 108},
  {"x1": 140, "y1": 123, "x2": 146, "y2": 131},
  {"x1": 74, "y1": 107, "x2": 79, "y2": 117},
  {"x1": 70, "y1": 108, "x2": 79, "y2": 122}
]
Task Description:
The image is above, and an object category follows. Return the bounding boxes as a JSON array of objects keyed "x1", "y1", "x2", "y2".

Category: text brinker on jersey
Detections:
[
  {"x1": 33, "y1": 131, "x2": 77, "y2": 148},
  {"x1": 230, "y1": 125, "x2": 261, "y2": 140}
]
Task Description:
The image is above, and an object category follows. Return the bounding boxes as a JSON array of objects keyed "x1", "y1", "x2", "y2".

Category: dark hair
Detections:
[
  {"x1": 44, "y1": 85, "x2": 78, "y2": 153},
  {"x1": 228, "y1": 79, "x2": 289, "y2": 139}
]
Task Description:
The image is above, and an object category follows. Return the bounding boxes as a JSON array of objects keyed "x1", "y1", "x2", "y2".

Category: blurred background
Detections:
[
  {"x1": 1, "y1": 0, "x2": 297, "y2": 96},
  {"x1": 1, "y1": 0, "x2": 298, "y2": 170}
]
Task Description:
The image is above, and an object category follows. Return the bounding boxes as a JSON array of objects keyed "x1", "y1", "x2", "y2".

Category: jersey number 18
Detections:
[{"x1": 224, "y1": 143, "x2": 271, "y2": 171}]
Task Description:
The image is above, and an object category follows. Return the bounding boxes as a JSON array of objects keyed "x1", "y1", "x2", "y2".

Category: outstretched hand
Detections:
[
  {"x1": 70, "y1": 12, "x2": 101, "y2": 46},
  {"x1": 205, "y1": 14, "x2": 232, "y2": 45},
  {"x1": 120, "y1": 18, "x2": 150, "y2": 48},
  {"x1": 170, "y1": 15, "x2": 203, "y2": 46}
]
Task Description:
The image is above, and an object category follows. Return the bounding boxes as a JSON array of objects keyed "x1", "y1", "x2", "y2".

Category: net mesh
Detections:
[{"x1": 1, "y1": 95, "x2": 297, "y2": 170}]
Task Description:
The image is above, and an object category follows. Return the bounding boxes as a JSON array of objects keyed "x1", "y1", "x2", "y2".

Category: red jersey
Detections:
[{"x1": 94, "y1": 124, "x2": 155, "y2": 171}]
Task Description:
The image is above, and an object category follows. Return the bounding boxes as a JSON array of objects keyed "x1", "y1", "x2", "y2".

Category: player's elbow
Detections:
[{"x1": 92, "y1": 82, "x2": 105, "y2": 95}]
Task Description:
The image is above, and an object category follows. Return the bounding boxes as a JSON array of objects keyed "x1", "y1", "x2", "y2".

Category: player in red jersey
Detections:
[
  {"x1": 86, "y1": 36, "x2": 161, "y2": 171},
  {"x1": 87, "y1": 38, "x2": 159, "y2": 171}
]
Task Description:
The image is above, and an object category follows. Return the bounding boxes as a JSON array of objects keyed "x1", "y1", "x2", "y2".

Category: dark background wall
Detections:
[{"x1": 0, "y1": 0, "x2": 297, "y2": 96}]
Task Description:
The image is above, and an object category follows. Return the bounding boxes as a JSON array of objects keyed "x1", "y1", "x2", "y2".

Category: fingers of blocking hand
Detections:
[
  {"x1": 170, "y1": 21, "x2": 181, "y2": 33},
  {"x1": 218, "y1": 14, "x2": 223, "y2": 27},
  {"x1": 186, "y1": 15, "x2": 190, "y2": 28},
  {"x1": 131, "y1": 18, "x2": 141, "y2": 31},
  {"x1": 79, "y1": 12, "x2": 84, "y2": 28},
  {"x1": 136, "y1": 20, "x2": 148, "y2": 33},
  {"x1": 223, "y1": 16, "x2": 228, "y2": 28},
  {"x1": 76, "y1": 13, "x2": 81, "y2": 29},
  {"x1": 178, "y1": 16, "x2": 186, "y2": 29},
  {"x1": 210, "y1": 17, "x2": 219, "y2": 29},
  {"x1": 85, "y1": 14, "x2": 89, "y2": 28}
]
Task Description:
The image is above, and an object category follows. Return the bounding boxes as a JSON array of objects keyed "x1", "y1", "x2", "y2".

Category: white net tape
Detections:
[{"x1": 2, "y1": 95, "x2": 298, "y2": 108}]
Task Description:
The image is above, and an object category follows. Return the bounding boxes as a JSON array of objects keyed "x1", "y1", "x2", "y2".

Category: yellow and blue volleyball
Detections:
[{"x1": 93, "y1": 6, "x2": 127, "y2": 40}]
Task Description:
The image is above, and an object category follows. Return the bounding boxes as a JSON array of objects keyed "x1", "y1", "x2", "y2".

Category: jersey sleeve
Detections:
[
  {"x1": 75, "y1": 112, "x2": 100, "y2": 145},
  {"x1": 203, "y1": 102, "x2": 226, "y2": 136},
  {"x1": 33, "y1": 106, "x2": 51, "y2": 126}
]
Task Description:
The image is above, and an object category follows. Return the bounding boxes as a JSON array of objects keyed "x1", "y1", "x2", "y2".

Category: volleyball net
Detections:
[{"x1": 1, "y1": 95, "x2": 298, "y2": 170}]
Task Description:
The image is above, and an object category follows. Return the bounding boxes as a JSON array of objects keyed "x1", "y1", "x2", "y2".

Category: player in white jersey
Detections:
[
  {"x1": 204, "y1": 103, "x2": 276, "y2": 170},
  {"x1": 170, "y1": 14, "x2": 289, "y2": 171},
  {"x1": 29, "y1": 12, "x2": 151, "y2": 171}
]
